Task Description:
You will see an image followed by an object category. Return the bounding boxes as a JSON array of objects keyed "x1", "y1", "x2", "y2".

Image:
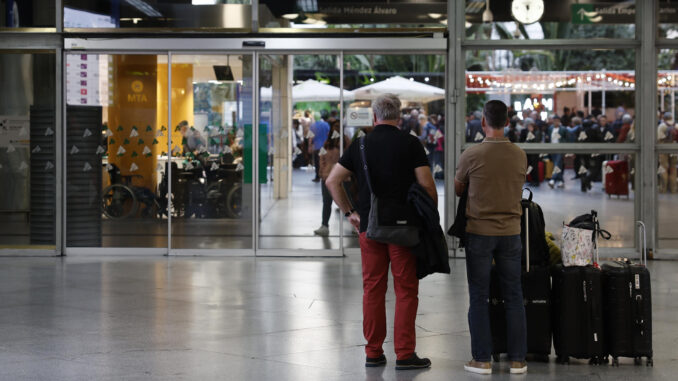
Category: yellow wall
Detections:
[
  {"x1": 156, "y1": 63, "x2": 194, "y2": 158},
  {"x1": 107, "y1": 55, "x2": 158, "y2": 191}
]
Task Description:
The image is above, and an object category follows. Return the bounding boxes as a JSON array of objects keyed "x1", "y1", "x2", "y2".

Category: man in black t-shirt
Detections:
[{"x1": 326, "y1": 94, "x2": 437, "y2": 370}]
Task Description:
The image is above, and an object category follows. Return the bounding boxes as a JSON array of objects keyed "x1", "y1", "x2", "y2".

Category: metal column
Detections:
[
  {"x1": 637, "y1": 0, "x2": 658, "y2": 254},
  {"x1": 449, "y1": 0, "x2": 464, "y2": 257}
]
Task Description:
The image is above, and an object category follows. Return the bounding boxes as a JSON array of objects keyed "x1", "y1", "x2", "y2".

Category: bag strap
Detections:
[{"x1": 358, "y1": 137, "x2": 374, "y2": 195}]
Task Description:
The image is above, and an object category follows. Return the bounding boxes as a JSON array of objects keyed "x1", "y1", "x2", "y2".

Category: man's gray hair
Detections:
[{"x1": 372, "y1": 94, "x2": 402, "y2": 121}]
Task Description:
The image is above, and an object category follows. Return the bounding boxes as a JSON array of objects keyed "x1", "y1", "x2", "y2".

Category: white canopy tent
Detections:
[
  {"x1": 351, "y1": 75, "x2": 445, "y2": 103},
  {"x1": 260, "y1": 79, "x2": 354, "y2": 102}
]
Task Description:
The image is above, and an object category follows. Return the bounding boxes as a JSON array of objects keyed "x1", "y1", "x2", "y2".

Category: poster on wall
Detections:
[
  {"x1": 66, "y1": 54, "x2": 109, "y2": 106},
  {"x1": 0, "y1": 116, "x2": 30, "y2": 148}
]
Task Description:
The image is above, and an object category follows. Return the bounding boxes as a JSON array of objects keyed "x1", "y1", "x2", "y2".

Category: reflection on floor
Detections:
[{"x1": 0, "y1": 256, "x2": 675, "y2": 380}]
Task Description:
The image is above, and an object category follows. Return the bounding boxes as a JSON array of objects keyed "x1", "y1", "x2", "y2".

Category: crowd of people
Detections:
[
  {"x1": 293, "y1": 106, "x2": 445, "y2": 237},
  {"x1": 466, "y1": 105, "x2": 636, "y2": 193}
]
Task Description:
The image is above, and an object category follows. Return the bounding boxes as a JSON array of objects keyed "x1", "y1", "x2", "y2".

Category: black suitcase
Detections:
[
  {"x1": 490, "y1": 200, "x2": 551, "y2": 361},
  {"x1": 552, "y1": 263, "x2": 607, "y2": 364},
  {"x1": 490, "y1": 265, "x2": 552, "y2": 361},
  {"x1": 601, "y1": 221, "x2": 653, "y2": 366}
]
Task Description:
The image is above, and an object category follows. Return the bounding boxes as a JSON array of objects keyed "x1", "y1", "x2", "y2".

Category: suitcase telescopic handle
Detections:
[
  {"x1": 636, "y1": 221, "x2": 647, "y2": 266},
  {"x1": 525, "y1": 201, "x2": 530, "y2": 273}
]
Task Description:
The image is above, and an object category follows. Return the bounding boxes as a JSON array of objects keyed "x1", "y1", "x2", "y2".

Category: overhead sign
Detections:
[{"x1": 572, "y1": 3, "x2": 678, "y2": 24}]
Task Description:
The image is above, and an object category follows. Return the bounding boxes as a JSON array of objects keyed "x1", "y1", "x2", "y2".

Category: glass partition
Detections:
[
  {"x1": 258, "y1": 54, "x2": 345, "y2": 250},
  {"x1": 342, "y1": 53, "x2": 447, "y2": 249},
  {"x1": 465, "y1": 0, "x2": 635, "y2": 40},
  {"x1": 65, "y1": 53, "x2": 168, "y2": 248},
  {"x1": 0, "y1": 0, "x2": 55, "y2": 28},
  {"x1": 63, "y1": 0, "x2": 251, "y2": 29},
  {"x1": 0, "y1": 52, "x2": 56, "y2": 249},
  {"x1": 169, "y1": 54, "x2": 254, "y2": 250},
  {"x1": 465, "y1": 49, "x2": 636, "y2": 145},
  {"x1": 657, "y1": 153, "x2": 678, "y2": 250}
]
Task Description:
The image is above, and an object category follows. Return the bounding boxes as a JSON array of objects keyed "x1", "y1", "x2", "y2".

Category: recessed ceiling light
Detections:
[{"x1": 282, "y1": 13, "x2": 299, "y2": 20}]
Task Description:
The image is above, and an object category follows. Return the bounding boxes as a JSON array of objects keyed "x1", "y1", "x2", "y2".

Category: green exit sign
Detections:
[{"x1": 572, "y1": 4, "x2": 599, "y2": 24}]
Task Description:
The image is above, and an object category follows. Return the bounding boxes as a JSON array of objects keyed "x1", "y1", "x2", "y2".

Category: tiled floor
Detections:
[{"x1": 0, "y1": 256, "x2": 676, "y2": 380}]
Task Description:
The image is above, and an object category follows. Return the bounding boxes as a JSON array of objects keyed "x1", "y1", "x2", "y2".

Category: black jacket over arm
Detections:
[{"x1": 408, "y1": 183, "x2": 451, "y2": 279}]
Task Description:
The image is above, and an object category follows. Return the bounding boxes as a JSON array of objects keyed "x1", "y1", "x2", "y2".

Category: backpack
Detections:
[{"x1": 521, "y1": 189, "x2": 549, "y2": 268}]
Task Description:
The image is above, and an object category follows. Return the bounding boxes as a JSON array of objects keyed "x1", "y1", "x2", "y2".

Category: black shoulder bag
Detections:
[{"x1": 359, "y1": 137, "x2": 420, "y2": 247}]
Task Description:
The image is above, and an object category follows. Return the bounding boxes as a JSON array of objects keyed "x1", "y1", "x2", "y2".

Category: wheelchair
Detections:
[{"x1": 102, "y1": 163, "x2": 162, "y2": 219}]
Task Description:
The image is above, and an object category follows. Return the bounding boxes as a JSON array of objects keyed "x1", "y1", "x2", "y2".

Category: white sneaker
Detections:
[
  {"x1": 464, "y1": 360, "x2": 492, "y2": 375},
  {"x1": 557, "y1": 181, "x2": 564, "y2": 188},
  {"x1": 313, "y1": 225, "x2": 329, "y2": 236},
  {"x1": 510, "y1": 361, "x2": 527, "y2": 374},
  {"x1": 548, "y1": 179, "x2": 555, "y2": 189}
]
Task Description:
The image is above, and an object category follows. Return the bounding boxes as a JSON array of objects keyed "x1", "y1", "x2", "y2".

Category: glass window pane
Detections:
[
  {"x1": 259, "y1": 1, "x2": 447, "y2": 29},
  {"x1": 63, "y1": 1, "x2": 251, "y2": 29},
  {"x1": 169, "y1": 54, "x2": 253, "y2": 250},
  {"x1": 66, "y1": 54, "x2": 168, "y2": 248},
  {"x1": 258, "y1": 54, "x2": 344, "y2": 250},
  {"x1": 342, "y1": 54, "x2": 446, "y2": 250},
  {"x1": 465, "y1": 0, "x2": 635, "y2": 40},
  {"x1": 0, "y1": 52, "x2": 56, "y2": 249},
  {"x1": 466, "y1": 49, "x2": 635, "y2": 144},
  {"x1": 461, "y1": 151, "x2": 635, "y2": 248},
  {"x1": 0, "y1": 0, "x2": 55, "y2": 27},
  {"x1": 658, "y1": 153, "x2": 678, "y2": 249}
]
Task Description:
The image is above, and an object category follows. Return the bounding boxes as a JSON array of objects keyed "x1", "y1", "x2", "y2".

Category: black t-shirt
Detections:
[{"x1": 338, "y1": 124, "x2": 429, "y2": 232}]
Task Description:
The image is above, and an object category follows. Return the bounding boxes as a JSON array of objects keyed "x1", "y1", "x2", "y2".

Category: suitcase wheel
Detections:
[
  {"x1": 492, "y1": 354, "x2": 500, "y2": 362},
  {"x1": 647, "y1": 358, "x2": 654, "y2": 367},
  {"x1": 556, "y1": 356, "x2": 569, "y2": 365},
  {"x1": 612, "y1": 357, "x2": 619, "y2": 367},
  {"x1": 634, "y1": 357, "x2": 642, "y2": 366}
]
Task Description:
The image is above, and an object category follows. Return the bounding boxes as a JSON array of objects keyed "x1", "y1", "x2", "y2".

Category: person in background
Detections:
[
  {"x1": 455, "y1": 100, "x2": 528, "y2": 375},
  {"x1": 547, "y1": 115, "x2": 566, "y2": 189},
  {"x1": 420, "y1": 114, "x2": 438, "y2": 167},
  {"x1": 561, "y1": 106, "x2": 572, "y2": 128},
  {"x1": 179, "y1": 120, "x2": 206, "y2": 155},
  {"x1": 520, "y1": 118, "x2": 542, "y2": 187},
  {"x1": 310, "y1": 110, "x2": 330, "y2": 182},
  {"x1": 567, "y1": 116, "x2": 583, "y2": 179},
  {"x1": 505, "y1": 117, "x2": 519, "y2": 143},
  {"x1": 658, "y1": 112, "x2": 678, "y2": 193},
  {"x1": 314, "y1": 120, "x2": 348, "y2": 237},
  {"x1": 466, "y1": 111, "x2": 484, "y2": 143},
  {"x1": 597, "y1": 115, "x2": 615, "y2": 143},
  {"x1": 402, "y1": 109, "x2": 420, "y2": 136},
  {"x1": 617, "y1": 114, "x2": 633, "y2": 143}
]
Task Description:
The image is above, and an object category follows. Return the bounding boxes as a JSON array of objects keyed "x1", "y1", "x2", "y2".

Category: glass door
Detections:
[
  {"x1": 257, "y1": 54, "x2": 345, "y2": 253},
  {"x1": 168, "y1": 54, "x2": 255, "y2": 253},
  {"x1": 65, "y1": 53, "x2": 169, "y2": 249}
]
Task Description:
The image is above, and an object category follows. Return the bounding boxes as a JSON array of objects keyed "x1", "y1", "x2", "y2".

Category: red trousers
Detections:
[{"x1": 359, "y1": 232, "x2": 419, "y2": 360}]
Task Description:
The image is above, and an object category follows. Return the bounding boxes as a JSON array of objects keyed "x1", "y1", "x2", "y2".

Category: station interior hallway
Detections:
[{"x1": 0, "y1": 255, "x2": 676, "y2": 380}]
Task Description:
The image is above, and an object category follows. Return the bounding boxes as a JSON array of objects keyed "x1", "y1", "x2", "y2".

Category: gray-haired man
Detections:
[{"x1": 325, "y1": 94, "x2": 437, "y2": 370}]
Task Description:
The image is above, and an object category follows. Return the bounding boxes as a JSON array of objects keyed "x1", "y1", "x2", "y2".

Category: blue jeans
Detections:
[
  {"x1": 551, "y1": 154, "x2": 563, "y2": 182},
  {"x1": 465, "y1": 233, "x2": 526, "y2": 362}
]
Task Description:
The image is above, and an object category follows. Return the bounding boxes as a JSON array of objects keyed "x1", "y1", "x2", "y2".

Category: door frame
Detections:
[{"x1": 62, "y1": 37, "x2": 448, "y2": 256}]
